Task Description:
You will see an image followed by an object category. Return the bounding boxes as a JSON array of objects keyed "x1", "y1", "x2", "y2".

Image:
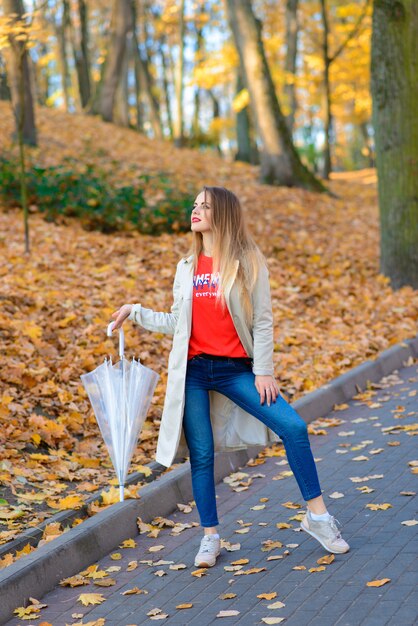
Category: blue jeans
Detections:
[{"x1": 183, "y1": 355, "x2": 323, "y2": 527}]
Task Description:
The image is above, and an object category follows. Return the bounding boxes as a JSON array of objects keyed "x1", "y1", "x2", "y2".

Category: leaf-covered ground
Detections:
[{"x1": 0, "y1": 103, "x2": 417, "y2": 556}]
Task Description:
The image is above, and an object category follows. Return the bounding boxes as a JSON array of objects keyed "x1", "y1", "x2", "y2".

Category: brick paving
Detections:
[{"x1": 5, "y1": 362, "x2": 418, "y2": 626}]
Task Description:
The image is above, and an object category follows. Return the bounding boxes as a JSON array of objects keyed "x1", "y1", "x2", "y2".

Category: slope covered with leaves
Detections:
[{"x1": 0, "y1": 103, "x2": 417, "y2": 556}]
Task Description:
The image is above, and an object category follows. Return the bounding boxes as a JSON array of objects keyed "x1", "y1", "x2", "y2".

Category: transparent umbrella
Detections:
[{"x1": 80, "y1": 321, "x2": 160, "y2": 502}]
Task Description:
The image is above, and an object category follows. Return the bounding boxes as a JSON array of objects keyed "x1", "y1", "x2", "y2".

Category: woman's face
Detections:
[{"x1": 191, "y1": 190, "x2": 212, "y2": 232}]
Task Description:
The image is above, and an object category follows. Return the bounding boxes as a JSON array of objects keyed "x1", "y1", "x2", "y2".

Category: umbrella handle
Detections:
[{"x1": 107, "y1": 321, "x2": 124, "y2": 359}]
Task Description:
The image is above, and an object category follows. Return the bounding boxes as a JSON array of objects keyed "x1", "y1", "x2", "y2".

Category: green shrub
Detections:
[{"x1": 0, "y1": 156, "x2": 194, "y2": 235}]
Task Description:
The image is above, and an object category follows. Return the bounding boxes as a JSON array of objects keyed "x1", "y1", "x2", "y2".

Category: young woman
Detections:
[{"x1": 111, "y1": 186, "x2": 349, "y2": 568}]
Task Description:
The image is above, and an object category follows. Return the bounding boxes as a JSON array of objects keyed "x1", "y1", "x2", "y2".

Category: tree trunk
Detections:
[
  {"x1": 159, "y1": 35, "x2": 173, "y2": 138},
  {"x1": 208, "y1": 89, "x2": 222, "y2": 155},
  {"x1": 174, "y1": 0, "x2": 186, "y2": 147},
  {"x1": 320, "y1": 0, "x2": 333, "y2": 179},
  {"x1": 225, "y1": 0, "x2": 324, "y2": 190},
  {"x1": 371, "y1": 0, "x2": 418, "y2": 289},
  {"x1": 284, "y1": 0, "x2": 299, "y2": 133},
  {"x1": 234, "y1": 70, "x2": 258, "y2": 164},
  {"x1": 0, "y1": 57, "x2": 11, "y2": 100},
  {"x1": 68, "y1": 0, "x2": 91, "y2": 109},
  {"x1": 57, "y1": 0, "x2": 71, "y2": 111},
  {"x1": 114, "y1": 35, "x2": 131, "y2": 127},
  {"x1": 100, "y1": 0, "x2": 132, "y2": 122},
  {"x1": 3, "y1": 0, "x2": 37, "y2": 145},
  {"x1": 132, "y1": 0, "x2": 163, "y2": 138}
]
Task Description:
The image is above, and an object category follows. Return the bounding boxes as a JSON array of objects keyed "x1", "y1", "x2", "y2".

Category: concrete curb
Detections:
[
  {"x1": 0, "y1": 460, "x2": 167, "y2": 562},
  {"x1": 0, "y1": 333, "x2": 417, "y2": 624}
]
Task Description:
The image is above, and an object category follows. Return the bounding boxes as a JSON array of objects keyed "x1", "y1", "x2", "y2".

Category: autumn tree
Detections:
[
  {"x1": 371, "y1": 0, "x2": 418, "y2": 288},
  {"x1": 225, "y1": 0, "x2": 324, "y2": 190}
]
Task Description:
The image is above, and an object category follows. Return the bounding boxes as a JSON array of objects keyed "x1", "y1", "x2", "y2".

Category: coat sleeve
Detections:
[
  {"x1": 251, "y1": 263, "x2": 275, "y2": 376},
  {"x1": 128, "y1": 261, "x2": 182, "y2": 335}
]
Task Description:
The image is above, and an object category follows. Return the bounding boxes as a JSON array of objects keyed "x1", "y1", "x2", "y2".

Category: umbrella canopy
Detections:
[{"x1": 80, "y1": 321, "x2": 160, "y2": 501}]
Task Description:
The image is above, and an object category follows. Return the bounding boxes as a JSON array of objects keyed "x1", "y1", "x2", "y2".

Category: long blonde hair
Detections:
[{"x1": 186, "y1": 186, "x2": 267, "y2": 328}]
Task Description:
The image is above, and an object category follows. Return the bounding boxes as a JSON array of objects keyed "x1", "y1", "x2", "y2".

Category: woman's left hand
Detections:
[{"x1": 255, "y1": 375, "x2": 280, "y2": 406}]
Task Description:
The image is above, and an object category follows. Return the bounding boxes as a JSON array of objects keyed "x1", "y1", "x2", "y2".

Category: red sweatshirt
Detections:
[{"x1": 187, "y1": 254, "x2": 249, "y2": 359}]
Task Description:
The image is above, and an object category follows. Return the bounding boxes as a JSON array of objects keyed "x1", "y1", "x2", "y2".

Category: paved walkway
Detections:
[{"x1": 5, "y1": 362, "x2": 418, "y2": 626}]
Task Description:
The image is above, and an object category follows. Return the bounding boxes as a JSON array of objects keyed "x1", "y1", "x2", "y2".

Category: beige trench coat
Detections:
[{"x1": 128, "y1": 254, "x2": 280, "y2": 468}]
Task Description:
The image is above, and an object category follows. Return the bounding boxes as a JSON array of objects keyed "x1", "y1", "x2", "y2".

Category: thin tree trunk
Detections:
[
  {"x1": 174, "y1": 0, "x2": 186, "y2": 147},
  {"x1": 100, "y1": 0, "x2": 132, "y2": 122},
  {"x1": 225, "y1": 0, "x2": 324, "y2": 190},
  {"x1": 131, "y1": 0, "x2": 144, "y2": 132},
  {"x1": 58, "y1": 0, "x2": 71, "y2": 111},
  {"x1": 284, "y1": 0, "x2": 299, "y2": 133},
  {"x1": 159, "y1": 34, "x2": 173, "y2": 138},
  {"x1": 3, "y1": 0, "x2": 37, "y2": 145},
  {"x1": 191, "y1": 2, "x2": 206, "y2": 138},
  {"x1": 132, "y1": 0, "x2": 163, "y2": 139},
  {"x1": 234, "y1": 69, "x2": 258, "y2": 164},
  {"x1": 208, "y1": 89, "x2": 222, "y2": 155},
  {"x1": 371, "y1": 0, "x2": 418, "y2": 289},
  {"x1": 320, "y1": 0, "x2": 333, "y2": 179},
  {"x1": 68, "y1": 0, "x2": 91, "y2": 109}
]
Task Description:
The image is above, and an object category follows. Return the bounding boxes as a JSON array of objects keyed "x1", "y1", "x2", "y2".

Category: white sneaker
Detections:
[
  {"x1": 194, "y1": 534, "x2": 221, "y2": 567},
  {"x1": 300, "y1": 510, "x2": 350, "y2": 554}
]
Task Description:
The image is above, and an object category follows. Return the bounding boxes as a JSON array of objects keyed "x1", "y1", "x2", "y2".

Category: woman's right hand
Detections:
[{"x1": 110, "y1": 304, "x2": 133, "y2": 331}]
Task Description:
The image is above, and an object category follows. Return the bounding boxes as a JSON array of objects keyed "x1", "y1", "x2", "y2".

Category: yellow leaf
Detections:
[
  {"x1": 257, "y1": 592, "x2": 277, "y2": 600},
  {"x1": 120, "y1": 538, "x2": 137, "y2": 549},
  {"x1": 317, "y1": 554, "x2": 335, "y2": 565},
  {"x1": 231, "y1": 558, "x2": 249, "y2": 565},
  {"x1": 54, "y1": 495, "x2": 84, "y2": 510},
  {"x1": 134, "y1": 464, "x2": 153, "y2": 477},
  {"x1": 234, "y1": 567, "x2": 266, "y2": 576},
  {"x1": 219, "y1": 593, "x2": 237, "y2": 599},
  {"x1": 121, "y1": 587, "x2": 149, "y2": 595},
  {"x1": 366, "y1": 578, "x2": 391, "y2": 587},
  {"x1": 176, "y1": 603, "x2": 193, "y2": 609},
  {"x1": 365, "y1": 503, "x2": 392, "y2": 511},
  {"x1": 309, "y1": 566, "x2": 326, "y2": 572},
  {"x1": 110, "y1": 552, "x2": 122, "y2": 560},
  {"x1": 77, "y1": 592, "x2": 106, "y2": 606},
  {"x1": 191, "y1": 568, "x2": 207, "y2": 577}
]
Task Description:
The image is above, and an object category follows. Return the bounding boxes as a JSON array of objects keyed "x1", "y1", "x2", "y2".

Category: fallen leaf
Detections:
[
  {"x1": 216, "y1": 610, "x2": 240, "y2": 617},
  {"x1": 234, "y1": 567, "x2": 266, "y2": 576},
  {"x1": 120, "y1": 538, "x2": 137, "y2": 548},
  {"x1": 191, "y1": 568, "x2": 207, "y2": 577},
  {"x1": 308, "y1": 566, "x2": 326, "y2": 572},
  {"x1": 77, "y1": 593, "x2": 106, "y2": 606},
  {"x1": 257, "y1": 592, "x2": 277, "y2": 600},
  {"x1": 121, "y1": 587, "x2": 149, "y2": 595},
  {"x1": 366, "y1": 578, "x2": 391, "y2": 587}
]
